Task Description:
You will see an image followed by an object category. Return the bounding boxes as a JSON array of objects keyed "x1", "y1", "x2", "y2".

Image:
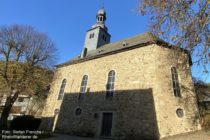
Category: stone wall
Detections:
[
  {"x1": 153, "y1": 46, "x2": 201, "y2": 138},
  {"x1": 41, "y1": 44, "x2": 201, "y2": 139}
]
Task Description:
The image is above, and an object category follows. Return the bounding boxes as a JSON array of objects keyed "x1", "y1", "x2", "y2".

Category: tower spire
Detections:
[
  {"x1": 81, "y1": 7, "x2": 111, "y2": 57},
  {"x1": 92, "y1": 7, "x2": 108, "y2": 31},
  {"x1": 96, "y1": 7, "x2": 106, "y2": 24}
]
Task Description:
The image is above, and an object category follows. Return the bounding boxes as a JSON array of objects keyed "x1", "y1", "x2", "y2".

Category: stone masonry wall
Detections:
[
  {"x1": 153, "y1": 45, "x2": 201, "y2": 138},
  {"x1": 41, "y1": 44, "x2": 201, "y2": 139}
]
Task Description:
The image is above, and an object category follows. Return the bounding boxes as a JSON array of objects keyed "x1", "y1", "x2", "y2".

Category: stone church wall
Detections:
[
  {"x1": 153, "y1": 45, "x2": 201, "y2": 138},
  {"x1": 41, "y1": 44, "x2": 201, "y2": 139}
]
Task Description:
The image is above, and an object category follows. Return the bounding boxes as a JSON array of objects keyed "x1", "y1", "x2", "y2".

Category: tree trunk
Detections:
[
  {"x1": 0, "y1": 92, "x2": 18, "y2": 130},
  {"x1": 0, "y1": 102, "x2": 12, "y2": 129}
]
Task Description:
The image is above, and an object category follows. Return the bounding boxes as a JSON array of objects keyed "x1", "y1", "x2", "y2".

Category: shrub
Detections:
[{"x1": 10, "y1": 115, "x2": 41, "y2": 130}]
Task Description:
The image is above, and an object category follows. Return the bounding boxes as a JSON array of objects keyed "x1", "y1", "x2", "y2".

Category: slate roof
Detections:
[{"x1": 56, "y1": 32, "x2": 185, "y2": 67}]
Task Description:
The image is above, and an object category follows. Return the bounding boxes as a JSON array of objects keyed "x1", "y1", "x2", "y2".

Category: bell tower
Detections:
[{"x1": 81, "y1": 7, "x2": 111, "y2": 57}]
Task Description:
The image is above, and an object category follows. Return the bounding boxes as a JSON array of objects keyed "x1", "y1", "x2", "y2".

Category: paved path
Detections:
[
  {"x1": 40, "y1": 130, "x2": 210, "y2": 140},
  {"x1": 39, "y1": 134, "x2": 105, "y2": 140},
  {"x1": 162, "y1": 130, "x2": 210, "y2": 140}
]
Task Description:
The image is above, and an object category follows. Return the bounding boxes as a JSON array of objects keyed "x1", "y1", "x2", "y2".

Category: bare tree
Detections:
[
  {"x1": 0, "y1": 25, "x2": 56, "y2": 129},
  {"x1": 138, "y1": 0, "x2": 209, "y2": 73}
]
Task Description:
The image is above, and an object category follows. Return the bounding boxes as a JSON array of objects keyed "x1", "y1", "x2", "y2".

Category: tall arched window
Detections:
[
  {"x1": 106, "y1": 70, "x2": 115, "y2": 98},
  {"x1": 171, "y1": 67, "x2": 181, "y2": 97},
  {"x1": 58, "y1": 79, "x2": 67, "y2": 100},
  {"x1": 79, "y1": 75, "x2": 88, "y2": 100}
]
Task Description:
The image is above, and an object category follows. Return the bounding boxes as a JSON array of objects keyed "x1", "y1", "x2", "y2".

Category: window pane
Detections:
[
  {"x1": 58, "y1": 94, "x2": 64, "y2": 100},
  {"x1": 110, "y1": 84, "x2": 114, "y2": 90},
  {"x1": 108, "y1": 76, "x2": 112, "y2": 82},
  {"x1": 172, "y1": 74, "x2": 175, "y2": 80},
  {"x1": 106, "y1": 91, "x2": 113, "y2": 98},
  {"x1": 79, "y1": 75, "x2": 88, "y2": 100},
  {"x1": 175, "y1": 74, "x2": 179, "y2": 80},
  {"x1": 79, "y1": 93, "x2": 84, "y2": 100},
  {"x1": 58, "y1": 79, "x2": 67, "y2": 100},
  {"x1": 106, "y1": 84, "x2": 111, "y2": 90},
  {"x1": 82, "y1": 87, "x2": 86, "y2": 93},
  {"x1": 171, "y1": 67, "x2": 181, "y2": 97},
  {"x1": 106, "y1": 71, "x2": 115, "y2": 98},
  {"x1": 174, "y1": 89, "x2": 177, "y2": 96},
  {"x1": 84, "y1": 75, "x2": 87, "y2": 80},
  {"x1": 109, "y1": 91, "x2": 114, "y2": 96},
  {"x1": 80, "y1": 87, "x2": 83, "y2": 93},
  {"x1": 176, "y1": 88, "x2": 181, "y2": 97},
  {"x1": 172, "y1": 82, "x2": 176, "y2": 89},
  {"x1": 171, "y1": 67, "x2": 176, "y2": 73},
  {"x1": 81, "y1": 80, "x2": 86, "y2": 86},
  {"x1": 110, "y1": 71, "x2": 115, "y2": 76},
  {"x1": 112, "y1": 76, "x2": 115, "y2": 82}
]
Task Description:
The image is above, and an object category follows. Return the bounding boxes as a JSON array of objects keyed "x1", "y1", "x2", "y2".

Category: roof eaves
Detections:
[{"x1": 56, "y1": 41, "x2": 157, "y2": 68}]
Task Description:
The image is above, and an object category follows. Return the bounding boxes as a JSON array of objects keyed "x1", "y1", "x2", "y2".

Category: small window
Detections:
[
  {"x1": 100, "y1": 16, "x2": 103, "y2": 21},
  {"x1": 106, "y1": 70, "x2": 115, "y2": 98},
  {"x1": 79, "y1": 75, "x2": 88, "y2": 100},
  {"x1": 18, "y1": 97, "x2": 24, "y2": 102},
  {"x1": 75, "y1": 108, "x2": 82, "y2": 116},
  {"x1": 82, "y1": 48, "x2": 88, "y2": 58},
  {"x1": 102, "y1": 35, "x2": 107, "y2": 42},
  {"x1": 176, "y1": 108, "x2": 184, "y2": 118},
  {"x1": 171, "y1": 67, "x2": 181, "y2": 97},
  {"x1": 58, "y1": 79, "x2": 67, "y2": 100},
  {"x1": 89, "y1": 33, "x2": 94, "y2": 39},
  {"x1": 122, "y1": 41, "x2": 127, "y2": 47}
]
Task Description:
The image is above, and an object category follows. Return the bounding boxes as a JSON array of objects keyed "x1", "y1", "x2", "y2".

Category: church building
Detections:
[{"x1": 41, "y1": 8, "x2": 201, "y2": 139}]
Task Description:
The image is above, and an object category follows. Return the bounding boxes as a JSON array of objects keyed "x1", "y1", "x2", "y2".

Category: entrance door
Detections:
[{"x1": 101, "y1": 112, "x2": 113, "y2": 137}]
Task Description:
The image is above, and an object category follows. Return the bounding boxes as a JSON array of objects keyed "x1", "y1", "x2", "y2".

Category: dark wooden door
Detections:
[{"x1": 101, "y1": 112, "x2": 113, "y2": 137}]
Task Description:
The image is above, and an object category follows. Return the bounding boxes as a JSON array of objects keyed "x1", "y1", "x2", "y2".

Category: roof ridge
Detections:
[{"x1": 56, "y1": 32, "x2": 162, "y2": 67}]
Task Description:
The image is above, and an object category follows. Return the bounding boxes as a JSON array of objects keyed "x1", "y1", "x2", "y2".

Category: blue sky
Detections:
[{"x1": 0, "y1": 0, "x2": 209, "y2": 83}]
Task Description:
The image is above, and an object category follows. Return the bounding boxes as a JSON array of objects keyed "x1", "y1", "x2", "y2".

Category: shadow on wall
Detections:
[
  {"x1": 50, "y1": 88, "x2": 159, "y2": 140},
  {"x1": 39, "y1": 116, "x2": 55, "y2": 132}
]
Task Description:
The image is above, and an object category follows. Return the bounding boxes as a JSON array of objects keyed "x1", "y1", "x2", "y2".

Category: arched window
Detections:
[
  {"x1": 58, "y1": 79, "x2": 67, "y2": 100},
  {"x1": 106, "y1": 70, "x2": 115, "y2": 98},
  {"x1": 81, "y1": 47, "x2": 88, "y2": 58},
  {"x1": 171, "y1": 67, "x2": 181, "y2": 97},
  {"x1": 79, "y1": 75, "x2": 88, "y2": 100}
]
